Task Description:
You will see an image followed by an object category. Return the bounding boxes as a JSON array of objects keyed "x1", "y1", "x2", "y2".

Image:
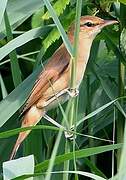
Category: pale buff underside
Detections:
[{"x1": 36, "y1": 34, "x2": 94, "y2": 109}]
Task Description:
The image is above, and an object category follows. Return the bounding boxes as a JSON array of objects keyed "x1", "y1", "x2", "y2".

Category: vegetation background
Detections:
[{"x1": 0, "y1": 0, "x2": 126, "y2": 179}]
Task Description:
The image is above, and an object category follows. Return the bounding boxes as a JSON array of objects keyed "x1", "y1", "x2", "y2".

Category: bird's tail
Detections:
[{"x1": 9, "y1": 105, "x2": 45, "y2": 160}]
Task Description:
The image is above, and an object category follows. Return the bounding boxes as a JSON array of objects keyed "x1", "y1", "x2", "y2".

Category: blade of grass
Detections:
[
  {"x1": 117, "y1": 60, "x2": 125, "y2": 168},
  {"x1": 0, "y1": 25, "x2": 53, "y2": 62},
  {"x1": 0, "y1": 26, "x2": 54, "y2": 127},
  {"x1": 49, "y1": 171, "x2": 106, "y2": 180},
  {"x1": 76, "y1": 98, "x2": 120, "y2": 127},
  {"x1": 73, "y1": 96, "x2": 79, "y2": 180},
  {"x1": 0, "y1": 51, "x2": 39, "y2": 66},
  {"x1": 66, "y1": 0, "x2": 82, "y2": 127},
  {"x1": 0, "y1": 125, "x2": 59, "y2": 139},
  {"x1": 63, "y1": 140, "x2": 70, "y2": 180},
  {"x1": 43, "y1": 0, "x2": 73, "y2": 56},
  {"x1": 86, "y1": 75, "x2": 96, "y2": 166},
  {"x1": 84, "y1": 158, "x2": 107, "y2": 179},
  {"x1": 70, "y1": 0, "x2": 82, "y2": 89},
  {"x1": 0, "y1": 66, "x2": 41, "y2": 127},
  {"x1": 118, "y1": 123, "x2": 126, "y2": 180},
  {"x1": 4, "y1": 10, "x2": 22, "y2": 87},
  {"x1": 92, "y1": 67, "x2": 126, "y2": 118},
  {"x1": 13, "y1": 171, "x2": 106, "y2": 180},
  {"x1": 63, "y1": 1, "x2": 82, "y2": 180},
  {"x1": 35, "y1": 143, "x2": 122, "y2": 172},
  {"x1": 0, "y1": 0, "x2": 44, "y2": 33},
  {"x1": 0, "y1": 124, "x2": 114, "y2": 143},
  {"x1": 34, "y1": 46, "x2": 45, "y2": 68},
  {"x1": 117, "y1": 4, "x2": 126, "y2": 167},
  {"x1": 0, "y1": 0, "x2": 7, "y2": 26},
  {"x1": 23, "y1": 130, "x2": 43, "y2": 163},
  {"x1": 45, "y1": 128, "x2": 64, "y2": 180},
  {"x1": 112, "y1": 105, "x2": 116, "y2": 178},
  {"x1": 0, "y1": 73, "x2": 8, "y2": 98}
]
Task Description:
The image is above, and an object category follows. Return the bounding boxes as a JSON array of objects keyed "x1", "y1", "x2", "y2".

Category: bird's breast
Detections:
[{"x1": 76, "y1": 59, "x2": 88, "y2": 88}]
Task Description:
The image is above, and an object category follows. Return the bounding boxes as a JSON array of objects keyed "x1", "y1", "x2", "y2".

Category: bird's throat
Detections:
[{"x1": 74, "y1": 36, "x2": 93, "y2": 87}]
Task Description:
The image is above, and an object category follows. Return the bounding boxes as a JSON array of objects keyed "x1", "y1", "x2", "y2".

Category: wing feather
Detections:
[{"x1": 22, "y1": 45, "x2": 70, "y2": 113}]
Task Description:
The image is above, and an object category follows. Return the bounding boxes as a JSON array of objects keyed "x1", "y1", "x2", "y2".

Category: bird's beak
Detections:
[{"x1": 100, "y1": 19, "x2": 119, "y2": 29}]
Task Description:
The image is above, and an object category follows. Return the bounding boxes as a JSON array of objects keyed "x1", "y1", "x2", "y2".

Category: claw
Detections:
[
  {"x1": 67, "y1": 88, "x2": 79, "y2": 98},
  {"x1": 64, "y1": 126, "x2": 76, "y2": 140}
]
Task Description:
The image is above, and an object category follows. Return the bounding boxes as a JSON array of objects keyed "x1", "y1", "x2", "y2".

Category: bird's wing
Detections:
[{"x1": 22, "y1": 45, "x2": 70, "y2": 113}]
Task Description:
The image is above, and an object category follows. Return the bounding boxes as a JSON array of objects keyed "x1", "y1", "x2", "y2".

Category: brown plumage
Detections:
[{"x1": 10, "y1": 16, "x2": 118, "y2": 160}]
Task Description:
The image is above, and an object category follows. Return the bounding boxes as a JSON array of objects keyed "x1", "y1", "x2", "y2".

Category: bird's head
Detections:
[
  {"x1": 68, "y1": 16, "x2": 118, "y2": 40},
  {"x1": 79, "y1": 16, "x2": 118, "y2": 38}
]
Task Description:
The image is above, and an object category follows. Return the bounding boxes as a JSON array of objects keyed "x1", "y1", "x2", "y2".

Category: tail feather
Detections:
[
  {"x1": 10, "y1": 105, "x2": 45, "y2": 160},
  {"x1": 9, "y1": 143, "x2": 20, "y2": 160}
]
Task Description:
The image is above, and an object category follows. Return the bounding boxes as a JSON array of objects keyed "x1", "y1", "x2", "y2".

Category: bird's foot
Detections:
[
  {"x1": 64, "y1": 126, "x2": 76, "y2": 140},
  {"x1": 67, "y1": 88, "x2": 79, "y2": 98}
]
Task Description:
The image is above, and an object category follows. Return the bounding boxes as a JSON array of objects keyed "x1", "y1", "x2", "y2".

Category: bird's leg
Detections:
[
  {"x1": 37, "y1": 88, "x2": 79, "y2": 109},
  {"x1": 43, "y1": 114, "x2": 66, "y2": 129},
  {"x1": 44, "y1": 114, "x2": 76, "y2": 140},
  {"x1": 37, "y1": 88, "x2": 69, "y2": 108},
  {"x1": 41, "y1": 88, "x2": 79, "y2": 139}
]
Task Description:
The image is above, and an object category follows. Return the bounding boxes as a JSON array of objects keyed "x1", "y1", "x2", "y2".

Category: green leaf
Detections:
[
  {"x1": 0, "y1": 125, "x2": 59, "y2": 139},
  {"x1": 35, "y1": 143, "x2": 122, "y2": 172},
  {"x1": 0, "y1": 0, "x2": 44, "y2": 33},
  {"x1": 118, "y1": 123, "x2": 126, "y2": 180},
  {"x1": 97, "y1": 75, "x2": 126, "y2": 118},
  {"x1": 32, "y1": 8, "x2": 45, "y2": 28},
  {"x1": 76, "y1": 98, "x2": 117, "y2": 127},
  {"x1": 4, "y1": 10, "x2": 22, "y2": 87},
  {"x1": 51, "y1": 171, "x2": 106, "y2": 180},
  {"x1": 0, "y1": 0, "x2": 7, "y2": 26},
  {"x1": 0, "y1": 25, "x2": 53, "y2": 62},
  {"x1": 43, "y1": 10, "x2": 75, "y2": 51},
  {"x1": 0, "y1": 73, "x2": 8, "y2": 99},
  {"x1": 119, "y1": 0, "x2": 126, "y2": 5},
  {"x1": 102, "y1": 29, "x2": 126, "y2": 66},
  {"x1": 42, "y1": 0, "x2": 70, "y2": 20},
  {"x1": 0, "y1": 26, "x2": 52, "y2": 128},
  {"x1": 12, "y1": 171, "x2": 106, "y2": 180},
  {"x1": 0, "y1": 67, "x2": 41, "y2": 128},
  {"x1": 43, "y1": 0, "x2": 73, "y2": 56},
  {"x1": 84, "y1": 158, "x2": 107, "y2": 179}
]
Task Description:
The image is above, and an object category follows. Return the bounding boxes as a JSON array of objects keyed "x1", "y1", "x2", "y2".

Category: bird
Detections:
[{"x1": 10, "y1": 15, "x2": 118, "y2": 160}]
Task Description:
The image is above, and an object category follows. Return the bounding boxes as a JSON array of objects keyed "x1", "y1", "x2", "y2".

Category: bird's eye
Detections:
[{"x1": 83, "y1": 22, "x2": 95, "y2": 27}]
